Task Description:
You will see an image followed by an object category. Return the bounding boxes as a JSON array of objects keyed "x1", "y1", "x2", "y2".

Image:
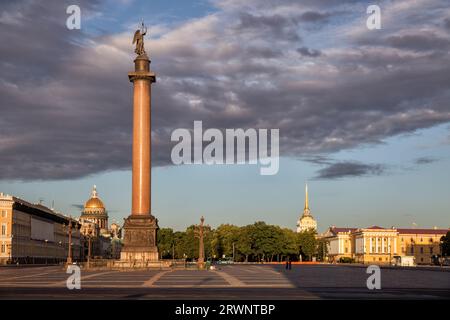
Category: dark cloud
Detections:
[
  {"x1": 297, "y1": 46, "x2": 322, "y2": 57},
  {"x1": 414, "y1": 157, "x2": 438, "y2": 165},
  {"x1": 386, "y1": 33, "x2": 450, "y2": 51},
  {"x1": 314, "y1": 162, "x2": 385, "y2": 180},
  {"x1": 1, "y1": 0, "x2": 450, "y2": 181},
  {"x1": 71, "y1": 204, "x2": 84, "y2": 210},
  {"x1": 299, "y1": 11, "x2": 330, "y2": 23},
  {"x1": 237, "y1": 12, "x2": 301, "y2": 41},
  {"x1": 444, "y1": 18, "x2": 450, "y2": 30}
]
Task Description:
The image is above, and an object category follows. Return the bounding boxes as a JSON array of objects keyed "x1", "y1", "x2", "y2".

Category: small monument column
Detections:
[
  {"x1": 195, "y1": 216, "x2": 207, "y2": 269},
  {"x1": 121, "y1": 22, "x2": 159, "y2": 263}
]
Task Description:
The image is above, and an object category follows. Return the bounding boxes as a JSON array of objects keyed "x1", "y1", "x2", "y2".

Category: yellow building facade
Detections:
[
  {"x1": 323, "y1": 225, "x2": 448, "y2": 265},
  {"x1": 0, "y1": 193, "x2": 81, "y2": 265}
]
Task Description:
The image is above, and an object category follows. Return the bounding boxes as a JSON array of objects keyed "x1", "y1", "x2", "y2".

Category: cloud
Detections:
[
  {"x1": 314, "y1": 162, "x2": 385, "y2": 180},
  {"x1": 444, "y1": 18, "x2": 450, "y2": 30},
  {"x1": 236, "y1": 12, "x2": 301, "y2": 41},
  {"x1": 299, "y1": 11, "x2": 330, "y2": 23},
  {"x1": 297, "y1": 46, "x2": 322, "y2": 57},
  {"x1": 71, "y1": 204, "x2": 84, "y2": 210},
  {"x1": 414, "y1": 157, "x2": 438, "y2": 165},
  {"x1": 386, "y1": 33, "x2": 450, "y2": 52},
  {"x1": 1, "y1": 0, "x2": 450, "y2": 180}
]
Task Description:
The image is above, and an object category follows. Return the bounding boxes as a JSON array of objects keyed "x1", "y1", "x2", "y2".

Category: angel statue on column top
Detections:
[{"x1": 133, "y1": 21, "x2": 147, "y2": 56}]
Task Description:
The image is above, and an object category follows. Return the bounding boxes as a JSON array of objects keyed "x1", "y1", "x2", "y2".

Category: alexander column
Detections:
[{"x1": 121, "y1": 22, "x2": 159, "y2": 263}]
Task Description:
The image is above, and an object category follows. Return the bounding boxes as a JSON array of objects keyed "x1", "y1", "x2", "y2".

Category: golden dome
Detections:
[
  {"x1": 85, "y1": 197, "x2": 104, "y2": 209},
  {"x1": 84, "y1": 185, "x2": 105, "y2": 210}
]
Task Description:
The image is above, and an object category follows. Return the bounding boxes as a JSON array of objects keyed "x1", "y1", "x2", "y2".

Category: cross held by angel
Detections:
[{"x1": 133, "y1": 22, "x2": 147, "y2": 56}]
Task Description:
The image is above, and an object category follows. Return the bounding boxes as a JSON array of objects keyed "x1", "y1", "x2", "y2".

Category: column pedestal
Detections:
[{"x1": 120, "y1": 215, "x2": 158, "y2": 262}]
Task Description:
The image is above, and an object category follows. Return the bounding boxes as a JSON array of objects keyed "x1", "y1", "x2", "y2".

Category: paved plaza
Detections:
[{"x1": 0, "y1": 264, "x2": 448, "y2": 299}]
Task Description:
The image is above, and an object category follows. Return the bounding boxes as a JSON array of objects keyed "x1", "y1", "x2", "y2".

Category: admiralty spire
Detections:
[{"x1": 296, "y1": 183, "x2": 317, "y2": 232}]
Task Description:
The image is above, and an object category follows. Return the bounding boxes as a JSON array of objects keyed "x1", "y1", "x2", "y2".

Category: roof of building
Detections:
[
  {"x1": 397, "y1": 228, "x2": 449, "y2": 235},
  {"x1": 7, "y1": 196, "x2": 78, "y2": 226},
  {"x1": 331, "y1": 227, "x2": 358, "y2": 233}
]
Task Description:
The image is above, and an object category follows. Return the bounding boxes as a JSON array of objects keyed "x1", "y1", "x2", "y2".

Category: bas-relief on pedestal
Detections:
[
  {"x1": 121, "y1": 215, "x2": 158, "y2": 261},
  {"x1": 120, "y1": 22, "x2": 159, "y2": 263}
]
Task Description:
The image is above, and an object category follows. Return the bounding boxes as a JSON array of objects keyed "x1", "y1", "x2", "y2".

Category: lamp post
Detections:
[
  {"x1": 389, "y1": 243, "x2": 392, "y2": 265},
  {"x1": 68, "y1": 216, "x2": 73, "y2": 265},
  {"x1": 86, "y1": 226, "x2": 93, "y2": 269},
  {"x1": 10, "y1": 234, "x2": 14, "y2": 264},
  {"x1": 194, "y1": 216, "x2": 208, "y2": 269},
  {"x1": 232, "y1": 242, "x2": 235, "y2": 263},
  {"x1": 44, "y1": 239, "x2": 49, "y2": 264},
  {"x1": 172, "y1": 242, "x2": 175, "y2": 264}
]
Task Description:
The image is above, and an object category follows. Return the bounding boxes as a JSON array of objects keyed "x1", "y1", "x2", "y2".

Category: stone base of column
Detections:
[{"x1": 120, "y1": 215, "x2": 159, "y2": 262}]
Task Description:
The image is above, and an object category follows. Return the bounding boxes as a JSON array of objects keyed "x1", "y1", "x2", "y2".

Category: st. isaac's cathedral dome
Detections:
[
  {"x1": 84, "y1": 185, "x2": 105, "y2": 212},
  {"x1": 80, "y1": 185, "x2": 108, "y2": 231}
]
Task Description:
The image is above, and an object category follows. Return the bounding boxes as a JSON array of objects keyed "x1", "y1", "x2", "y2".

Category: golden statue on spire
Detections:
[{"x1": 132, "y1": 21, "x2": 147, "y2": 56}]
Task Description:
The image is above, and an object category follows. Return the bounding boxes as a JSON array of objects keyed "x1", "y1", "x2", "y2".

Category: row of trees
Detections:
[{"x1": 157, "y1": 221, "x2": 327, "y2": 262}]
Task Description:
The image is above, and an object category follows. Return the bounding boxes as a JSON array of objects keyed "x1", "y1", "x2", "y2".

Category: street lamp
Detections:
[
  {"x1": 65, "y1": 216, "x2": 73, "y2": 266},
  {"x1": 172, "y1": 242, "x2": 175, "y2": 264},
  {"x1": 232, "y1": 242, "x2": 235, "y2": 263},
  {"x1": 10, "y1": 234, "x2": 14, "y2": 264},
  {"x1": 87, "y1": 226, "x2": 93, "y2": 269},
  {"x1": 44, "y1": 239, "x2": 49, "y2": 264}
]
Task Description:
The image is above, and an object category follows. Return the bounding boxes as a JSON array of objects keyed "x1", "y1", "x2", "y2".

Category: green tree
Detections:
[
  {"x1": 236, "y1": 225, "x2": 253, "y2": 262},
  {"x1": 212, "y1": 224, "x2": 240, "y2": 260},
  {"x1": 317, "y1": 238, "x2": 329, "y2": 262},
  {"x1": 280, "y1": 228, "x2": 298, "y2": 260},
  {"x1": 440, "y1": 231, "x2": 450, "y2": 256},
  {"x1": 157, "y1": 228, "x2": 175, "y2": 259},
  {"x1": 296, "y1": 229, "x2": 317, "y2": 261}
]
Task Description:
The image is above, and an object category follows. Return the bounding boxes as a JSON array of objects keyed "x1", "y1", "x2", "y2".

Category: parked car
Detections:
[{"x1": 391, "y1": 255, "x2": 416, "y2": 267}]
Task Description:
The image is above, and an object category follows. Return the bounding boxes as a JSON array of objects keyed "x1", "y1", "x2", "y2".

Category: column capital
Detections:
[{"x1": 128, "y1": 71, "x2": 156, "y2": 83}]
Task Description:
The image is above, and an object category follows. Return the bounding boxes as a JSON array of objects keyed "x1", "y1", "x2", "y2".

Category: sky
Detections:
[{"x1": 0, "y1": 0, "x2": 449, "y2": 232}]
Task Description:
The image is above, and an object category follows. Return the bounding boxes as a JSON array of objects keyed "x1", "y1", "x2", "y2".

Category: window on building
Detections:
[
  {"x1": 1, "y1": 224, "x2": 6, "y2": 236},
  {"x1": 420, "y1": 238, "x2": 423, "y2": 242},
  {"x1": 430, "y1": 247, "x2": 433, "y2": 254},
  {"x1": 402, "y1": 247, "x2": 405, "y2": 253},
  {"x1": 420, "y1": 247, "x2": 424, "y2": 254},
  {"x1": 429, "y1": 238, "x2": 433, "y2": 243},
  {"x1": 0, "y1": 243, "x2": 5, "y2": 253},
  {"x1": 421, "y1": 258, "x2": 423, "y2": 262},
  {"x1": 411, "y1": 247, "x2": 414, "y2": 254},
  {"x1": 345, "y1": 247, "x2": 348, "y2": 253},
  {"x1": 1, "y1": 210, "x2": 6, "y2": 218},
  {"x1": 401, "y1": 237, "x2": 404, "y2": 242}
]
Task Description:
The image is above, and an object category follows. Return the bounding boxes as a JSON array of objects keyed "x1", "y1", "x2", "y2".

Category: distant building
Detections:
[
  {"x1": 296, "y1": 184, "x2": 317, "y2": 232},
  {"x1": 396, "y1": 228, "x2": 447, "y2": 265},
  {"x1": 322, "y1": 225, "x2": 448, "y2": 265},
  {"x1": 80, "y1": 185, "x2": 108, "y2": 234},
  {"x1": 110, "y1": 222, "x2": 123, "y2": 259},
  {"x1": 0, "y1": 193, "x2": 81, "y2": 265},
  {"x1": 78, "y1": 185, "x2": 122, "y2": 259}
]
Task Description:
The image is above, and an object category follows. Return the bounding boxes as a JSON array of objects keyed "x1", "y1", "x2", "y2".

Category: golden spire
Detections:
[{"x1": 304, "y1": 183, "x2": 309, "y2": 210}]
